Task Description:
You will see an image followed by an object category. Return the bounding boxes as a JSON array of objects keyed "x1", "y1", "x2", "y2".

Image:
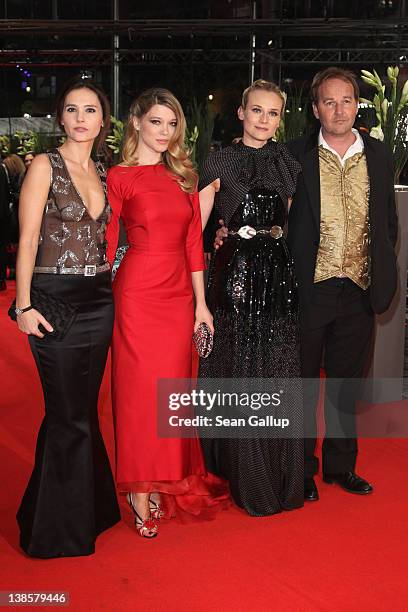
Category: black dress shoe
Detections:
[
  {"x1": 323, "y1": 471, "x2": 373, "y2": 495},
  {"x1": 304, "y1": 477, "x2": 319, "y2": 501}
]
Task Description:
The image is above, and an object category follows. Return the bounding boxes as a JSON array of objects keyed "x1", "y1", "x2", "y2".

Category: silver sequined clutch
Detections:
[{"x1": 193, "y1": 322, "x2": 214, "y2": 358}]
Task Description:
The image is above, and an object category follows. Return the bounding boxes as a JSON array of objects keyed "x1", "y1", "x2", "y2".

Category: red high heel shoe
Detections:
[
  {"x1": 149, "y1": 497, "x2": 164, "y2": 520},
  {"x1": 126, "y1": 493, "x2": 158, "y2": 539}
]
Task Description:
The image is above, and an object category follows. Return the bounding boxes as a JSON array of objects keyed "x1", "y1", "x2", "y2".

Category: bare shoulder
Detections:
[
  {"x1": 19, "y1": 154, "x2": 52, "y2": 212},
  {"x1": 30, "y1": 153, "x2": 50, "y2": 167},
  {"x1": 26, "y1": 153, "x2": 51, "y2": 177}
]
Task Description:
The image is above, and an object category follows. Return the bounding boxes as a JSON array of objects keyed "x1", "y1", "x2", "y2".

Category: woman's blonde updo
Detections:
[
  {"x1": 121, "y1": 87, "x2": 197, "y2": 193},
  {"x1": 241, "y1": 79, "x2": 287, "y2": 115}
]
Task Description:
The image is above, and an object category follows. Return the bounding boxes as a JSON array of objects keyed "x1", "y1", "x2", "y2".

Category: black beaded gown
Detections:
[{"x1": 198, "y1": 141, "x2": 304, "y2": 516}]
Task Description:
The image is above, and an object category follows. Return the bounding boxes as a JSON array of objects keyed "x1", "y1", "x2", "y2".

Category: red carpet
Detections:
[{"x1": 1, "y1": 281, "x2": 407, "y2": 611}]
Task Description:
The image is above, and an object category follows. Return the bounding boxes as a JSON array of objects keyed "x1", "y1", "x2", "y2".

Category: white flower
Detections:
[
  {"x1": 387, "y1": 66, "x2": 398, "y2": 83},
  {"x1": 400, "y1": 80, "x2": 408, "y2": 106},
  {"x1": 361, "y1": 75, "x2": 377, "y2": 87},
  {"x1": 382, "y1": 99, "x2": 389, "y2": 121},
  {"x1": 370, "y1": 125, "x2": 384, "y2": 141},
  {"x1": 359, "y1": 97, "x2": 374, "y2": 107}
]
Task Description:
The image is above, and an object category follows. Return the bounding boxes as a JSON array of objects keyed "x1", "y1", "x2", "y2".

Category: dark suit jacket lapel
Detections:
[
  {"x1": 300, "y1": 132, "x2": 321, "y2": 231},
  {"x1": 361, "y1": 132, "x2": 379, "y2": 223}
]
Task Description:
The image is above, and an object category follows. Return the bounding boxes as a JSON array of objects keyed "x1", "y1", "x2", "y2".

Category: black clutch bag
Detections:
[
  {"x1": 193, "y1": 322, "x2": 214, "y2": 358},
  {"x1": 8, "y1": 286, "x2": 78, "y2": 341}
]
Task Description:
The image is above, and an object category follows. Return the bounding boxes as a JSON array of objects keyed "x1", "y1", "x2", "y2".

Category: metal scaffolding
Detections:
[
  {"x1": 1, "y1": 17, "x2": 408, "y2": 39},
  {"x1": 2, "y1": 16, "x2": 408, "y2": 113},
  {"x1": 1, "y1": 47, "x2": 408, "y2": 68}
]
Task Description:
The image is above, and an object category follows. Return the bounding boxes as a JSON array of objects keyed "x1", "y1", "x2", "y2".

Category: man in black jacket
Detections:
[{"x1": 287, "y1": 67, "x2": 398, "y2": 501}]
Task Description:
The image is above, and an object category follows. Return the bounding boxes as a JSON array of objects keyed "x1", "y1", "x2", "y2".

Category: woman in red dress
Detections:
[{"x1": 106, "y1": 88, "x2": 229, "y2": 538}]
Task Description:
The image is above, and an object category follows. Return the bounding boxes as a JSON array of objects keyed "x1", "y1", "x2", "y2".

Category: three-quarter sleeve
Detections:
[
  {"x1": 198, "y1": 151, "x2": 221, "y2": 192},
  {"x1": 186, "y1": 190, "x2": 206, "y2": 272},
  {"x1": 106, "y1": 168, "x2": 123, "y2": 266}
]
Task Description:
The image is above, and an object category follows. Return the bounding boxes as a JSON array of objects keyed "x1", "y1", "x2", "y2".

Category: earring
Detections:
[{"x1": 101, "y1": 122, "x2": 104, "y2": 127}]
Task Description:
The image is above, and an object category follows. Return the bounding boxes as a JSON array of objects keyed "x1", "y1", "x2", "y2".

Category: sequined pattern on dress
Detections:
[
  {"x1": 34, "y1": 149, "x2": 110, "y2": 272},
  {"x1": 198, "y1": 146, "x2": 304, "y2": 517}
]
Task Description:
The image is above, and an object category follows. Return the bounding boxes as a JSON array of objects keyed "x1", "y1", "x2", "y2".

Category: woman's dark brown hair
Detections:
[{"x1": 55, "y1": 78, "x2": 111, "y2": 151}]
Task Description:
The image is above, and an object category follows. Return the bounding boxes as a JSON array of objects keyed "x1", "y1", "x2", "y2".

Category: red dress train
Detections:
[{"x1": 106, "y1": 164, "x2": 229, "y2": 520}]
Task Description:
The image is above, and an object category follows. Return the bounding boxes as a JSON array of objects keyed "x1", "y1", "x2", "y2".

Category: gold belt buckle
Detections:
[{"x1": 84, "y1": 265, "x2": 97, "y2": 276}]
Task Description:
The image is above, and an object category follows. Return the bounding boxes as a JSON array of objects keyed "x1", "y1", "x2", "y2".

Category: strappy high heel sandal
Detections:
[
  {"x1": 126, "y1": 493, "x2": 158, "y2": 539},
  {"x1": 149, "y1": 497, "x2": 164, "y2": 520}
]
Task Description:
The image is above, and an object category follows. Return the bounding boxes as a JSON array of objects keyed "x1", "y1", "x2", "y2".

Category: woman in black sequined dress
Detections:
[{"x1": 198, "y1": 80, "x2": 304, "y2": 516}]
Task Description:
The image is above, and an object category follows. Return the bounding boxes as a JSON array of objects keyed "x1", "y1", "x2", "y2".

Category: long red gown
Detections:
[{"x1": 106, "y1": 163, "x2": 229, "y2": 519}]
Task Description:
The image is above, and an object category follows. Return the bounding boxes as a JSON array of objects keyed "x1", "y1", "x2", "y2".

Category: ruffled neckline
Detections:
[
  {"x1": 231, "y1": 139, "x2": 300, "y2": 202},
  {"x1": 235, "y1": 140, "x2": 279, "y2": 156}
]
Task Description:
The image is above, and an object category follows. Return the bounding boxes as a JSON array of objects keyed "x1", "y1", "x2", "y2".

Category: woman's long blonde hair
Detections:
[{"x1": 122, "y1": 88, "x2": 197, "y2": 193}]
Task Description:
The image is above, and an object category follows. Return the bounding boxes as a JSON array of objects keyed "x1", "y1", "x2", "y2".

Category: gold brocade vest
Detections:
[{"x1": 314, "y1": 146, "x2": 370, "y2": 289}]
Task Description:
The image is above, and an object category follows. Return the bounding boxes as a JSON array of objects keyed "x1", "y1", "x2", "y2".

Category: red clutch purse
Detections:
[{"x1": 193, "y1": 322, "x2": 214, "y2": 358}]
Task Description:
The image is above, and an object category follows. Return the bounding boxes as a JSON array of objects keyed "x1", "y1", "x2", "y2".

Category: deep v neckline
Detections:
[{"x1": 57, "y1": 149, "x2": 106, "y2": 222}]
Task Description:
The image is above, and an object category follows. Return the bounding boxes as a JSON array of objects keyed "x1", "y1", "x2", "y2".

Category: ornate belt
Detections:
[
  {"x1": 228, "y1": 225, "x2": 283, "y2": 239},
  {"x1": 33, "y1": 262, "x2": 110, "y2": 276}
]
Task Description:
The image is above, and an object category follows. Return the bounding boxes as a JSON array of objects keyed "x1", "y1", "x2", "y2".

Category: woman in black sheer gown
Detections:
[{"x1": 198, "y1": 80, "x2": 304, "y2": 516}]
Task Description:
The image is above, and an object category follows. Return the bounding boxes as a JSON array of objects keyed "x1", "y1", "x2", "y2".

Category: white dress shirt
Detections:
[{"x1": 318, "y1": 128, "x2": 364, "y2": 166}]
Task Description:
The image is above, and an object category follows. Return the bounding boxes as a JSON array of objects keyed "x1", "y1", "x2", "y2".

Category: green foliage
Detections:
[
  {"x1": 14, "y1": 130, "x2": 46, "y2": 155},
  {"x1": 185, "y1": 124, "x2": 199, "y2": 167},
  {"x1": 0, "y1": 135, "x2": 11, "y2": 156},
  {"x1": 361, "y1": 67, "x2": 408, "y2": 182},
  {"x1": 275, "y1": 85, "x2": 309, "y2": 143},
  {"x1": 105, "y1": 116, "x2": 124, "y2": 155},
  {"x1": 185, "y1": 99, "x2": 215, "y2": 170}
]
